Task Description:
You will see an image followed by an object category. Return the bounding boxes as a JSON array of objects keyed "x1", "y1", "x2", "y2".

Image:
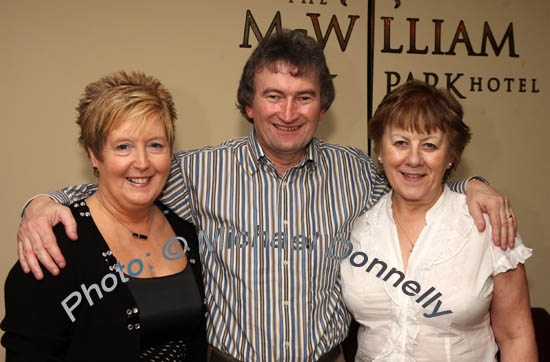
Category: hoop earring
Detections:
[{"x1": 377, "y1": 156, "x2": 382, "y2": 163}]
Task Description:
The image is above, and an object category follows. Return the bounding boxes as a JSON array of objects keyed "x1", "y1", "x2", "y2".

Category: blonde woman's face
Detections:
[{"x1": 90, "y1": 115, "x2": 171, "y2": 212}]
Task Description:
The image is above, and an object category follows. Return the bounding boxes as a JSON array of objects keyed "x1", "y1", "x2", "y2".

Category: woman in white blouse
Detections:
[{"x1": 340, "y1": 80, "x2": 537, "y2": 362}]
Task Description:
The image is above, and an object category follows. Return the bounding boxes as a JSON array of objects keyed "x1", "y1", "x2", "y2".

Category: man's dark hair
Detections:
[{"x1": 237, "y1": 29, "x2": 335, "y2": 123}]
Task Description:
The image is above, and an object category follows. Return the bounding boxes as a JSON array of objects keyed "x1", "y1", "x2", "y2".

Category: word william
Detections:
[
  {"x1": 60, "y1": 237, "x2": 189, "y2": 322},
  {"x1": 348, "y1": 251, "x2": 453, "y2": 318}
]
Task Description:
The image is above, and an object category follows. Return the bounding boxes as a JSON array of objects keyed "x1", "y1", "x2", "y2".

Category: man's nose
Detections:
[{"x1": 278, "y1": 99, "x2": 298, "y2": 123}]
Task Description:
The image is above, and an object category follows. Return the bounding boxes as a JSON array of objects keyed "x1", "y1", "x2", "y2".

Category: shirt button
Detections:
[
  {"x1": 127, "y1": 324, "x2": 133, "y2": 330},
  {"x1": 283, "y1": 260, "x2": 289, "y2": 265},
  {"x1": 134, "y1": 323, "x2": 140, "y2": 329},
  {"x1": 283, "y1": 300, "x2": 289, "y2": 307},
  {"x1": 283, "y1": 220, "x2": 288, "y2": 225},
  {"x1": 126, "y1": 309, "x2": 132, "y2": 315},
  {"x1": 284, "y1": 341, "x2": 290, "y2": 347}
]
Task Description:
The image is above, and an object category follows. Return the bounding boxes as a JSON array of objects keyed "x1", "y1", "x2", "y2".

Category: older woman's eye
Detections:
[
  {"x1": 424, "y1": 143, "x2": 437, "y2": 150},
  {"x1": 116, "y1": 144, "x2": 131, "y2": 151},
  {"x1": 394, "y1": 140, "x2": 406, "y2": 147}
]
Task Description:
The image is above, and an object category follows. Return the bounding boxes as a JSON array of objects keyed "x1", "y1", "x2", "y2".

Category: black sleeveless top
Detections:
[{"x1": 128, "y1": 265, "x2": 203, "y2": 361}]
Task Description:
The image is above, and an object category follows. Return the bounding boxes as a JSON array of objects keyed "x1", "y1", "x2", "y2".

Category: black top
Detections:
[
  {"x1": 1, "y1": 200, "x2": 206, "y2": 362},
  {"x1": 127, "y1": 265, "x2": 202, "y2": 349}
]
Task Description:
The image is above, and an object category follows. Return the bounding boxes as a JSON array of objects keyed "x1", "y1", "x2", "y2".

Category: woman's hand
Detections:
[{"x1": 17, "y1": 195, "x2": 77, "y2": 279}]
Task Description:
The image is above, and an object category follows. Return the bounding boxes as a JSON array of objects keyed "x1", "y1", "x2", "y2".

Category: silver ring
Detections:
[{"x1": 506, "y1": 214, "x2": 513, "y2": 219}]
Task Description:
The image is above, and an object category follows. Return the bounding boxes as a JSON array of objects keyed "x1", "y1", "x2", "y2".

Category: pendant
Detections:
[{"x1": 132, "y1": 232, "x2": 148, "y2": 240}]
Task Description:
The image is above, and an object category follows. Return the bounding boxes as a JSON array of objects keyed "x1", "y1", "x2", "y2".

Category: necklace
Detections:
[
  {"x1": 95, "y1": 192, "x2": 154, "y2": 240},
  {"x1": 392, "y1": 208, "x2": 416, "y2": 253}
]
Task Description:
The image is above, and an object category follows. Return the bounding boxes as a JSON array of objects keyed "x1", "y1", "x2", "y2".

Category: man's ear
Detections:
[
  {"x1": 319, "y1": 108, "x2": 327, "y2": 121},
  {"x1": 245, "y1": 105, "x2": 254, "y2": 120}
]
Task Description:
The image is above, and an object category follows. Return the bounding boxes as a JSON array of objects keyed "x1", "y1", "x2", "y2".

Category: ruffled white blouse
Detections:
[{"x1": 340, "y1": 186, "x2": 532, "y2": 362}]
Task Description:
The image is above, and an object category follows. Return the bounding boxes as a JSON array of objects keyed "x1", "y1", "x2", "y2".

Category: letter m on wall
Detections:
[{"x1": 240, "y1": 10, "x2": 282, "y2": 48}]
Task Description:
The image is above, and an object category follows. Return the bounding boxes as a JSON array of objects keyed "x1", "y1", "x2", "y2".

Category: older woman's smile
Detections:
[{"x1": 380, "y1": 127, "x2": 451, "y2": 208}]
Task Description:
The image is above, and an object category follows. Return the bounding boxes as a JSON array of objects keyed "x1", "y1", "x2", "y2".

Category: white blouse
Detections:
[{"x1": 340, "y1": 186, "x2": 532, "y2": 362}]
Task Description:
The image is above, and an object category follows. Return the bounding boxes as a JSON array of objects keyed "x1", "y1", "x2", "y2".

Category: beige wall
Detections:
[{"x1": 1, "y1": 0, "x2": 548, "y2": 358}]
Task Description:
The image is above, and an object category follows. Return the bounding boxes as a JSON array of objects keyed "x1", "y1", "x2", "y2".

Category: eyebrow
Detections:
[
  {"x1": 261, "y1": 88, "x2": 318, "y2": 97},
  {"x1": 390, "y1": 132, "x2": 443, "y2": 141}
]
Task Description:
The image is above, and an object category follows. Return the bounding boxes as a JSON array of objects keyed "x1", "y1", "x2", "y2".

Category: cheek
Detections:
[{"x1": 157, "y1": 155, "x2": 172, "y2": 175}]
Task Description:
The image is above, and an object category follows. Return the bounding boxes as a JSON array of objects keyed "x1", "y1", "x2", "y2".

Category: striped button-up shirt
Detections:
[{"x1": 51, "y1": 131, "x2": 467, "y2": 361}]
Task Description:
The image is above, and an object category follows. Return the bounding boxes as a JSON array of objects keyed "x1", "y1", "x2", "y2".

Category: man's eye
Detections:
[{"x1": 299, "y1": 96, "x2": 312, "y2": 102}]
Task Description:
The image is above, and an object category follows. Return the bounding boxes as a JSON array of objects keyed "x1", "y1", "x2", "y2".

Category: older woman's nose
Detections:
[{"x1": 406, "y1": 147, "x2": 423, "y2": 166}]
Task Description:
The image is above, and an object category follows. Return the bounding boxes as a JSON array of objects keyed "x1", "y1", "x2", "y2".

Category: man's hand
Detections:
[
  {"x1": 17, "y1": 196, "x2": 78, "y2": 279},
  {"x1": 466, "y1": 179, "x2": 517, "y2": 250}
]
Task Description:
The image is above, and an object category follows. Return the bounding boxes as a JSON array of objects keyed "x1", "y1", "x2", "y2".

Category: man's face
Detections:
[{"x1": 245, "y1": 62, "x2": 326, "y2": 166}]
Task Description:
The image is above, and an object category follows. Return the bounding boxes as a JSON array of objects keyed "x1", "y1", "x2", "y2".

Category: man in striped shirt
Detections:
[{"x1": 18, "y1": 30, "x2": 516, "y2": 362}]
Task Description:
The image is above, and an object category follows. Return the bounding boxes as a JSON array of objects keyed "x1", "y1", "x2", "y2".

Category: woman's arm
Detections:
[
  {"x1": 1, "y1": 224, "x2": 79, "y2": 361},
  {"x1": 490, "y1": 264, "x2": 538, "y2": 362},
  {"x1": 1, "y1": 264, "x2": 74, "y2": 361}
]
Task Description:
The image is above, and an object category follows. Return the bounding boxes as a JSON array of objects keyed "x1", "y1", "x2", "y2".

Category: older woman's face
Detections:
[
  {"x1": 90, "y1": 115, "x2": 171, "y2": 211},
  {"x1": 379, "y1": 126, "x2": 452, "y2": 207}
]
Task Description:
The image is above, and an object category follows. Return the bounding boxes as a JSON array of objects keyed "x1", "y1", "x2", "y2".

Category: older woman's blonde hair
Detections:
[{"x1": 76, "y1": 71, "x2": 177, "y2": 160}]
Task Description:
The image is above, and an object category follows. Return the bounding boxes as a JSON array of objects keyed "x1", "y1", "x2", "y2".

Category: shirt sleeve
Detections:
[
  {"x1": 447, "y1": 176, "x2": 488, "y2": 194},
  {"x1": 490, "y1": 233, "x2": 533, "y2": 276},
  {"x1": 351, "y1": 148, "x2": 389, "y2": 213},
  {"x1": 156, "y1": 151, "x2": 193, "y2": 222}
]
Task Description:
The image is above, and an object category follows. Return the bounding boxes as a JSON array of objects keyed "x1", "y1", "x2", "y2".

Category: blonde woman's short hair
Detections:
[{"x1": 76, "y1": 71, "x2": 177, "y2": 160}]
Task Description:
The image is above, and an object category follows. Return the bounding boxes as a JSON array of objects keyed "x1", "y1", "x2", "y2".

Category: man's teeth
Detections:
[
  {"x1": 274, "y1": 125, "x2": 299, "y2": 131},
  {"x1": 127, "y1": 177, "x2": 150, "y2": 184}
]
